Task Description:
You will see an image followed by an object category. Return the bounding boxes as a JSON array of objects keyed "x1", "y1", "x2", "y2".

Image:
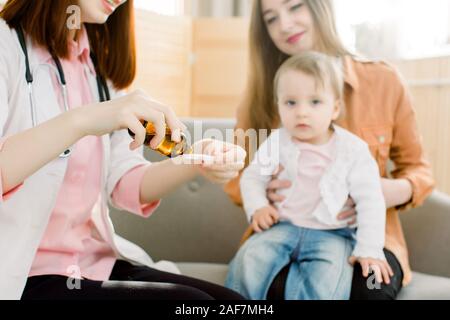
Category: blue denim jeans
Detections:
[{"x1": 225, "y1": 222, "x2": 356, "y2": 300}]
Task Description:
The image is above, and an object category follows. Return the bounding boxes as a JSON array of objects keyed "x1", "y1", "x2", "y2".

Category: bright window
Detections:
[
  {"x1": 334, "y1": 0, "x2": 450, "y2": 59},
  {"x1": 134, "y1": 0, "x2": 184, "y2": 16}
]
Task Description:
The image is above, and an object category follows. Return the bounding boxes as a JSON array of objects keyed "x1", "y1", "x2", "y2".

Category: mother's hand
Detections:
[
  {"x1": 266, "y1": 165, "x2": 292, "y2": 204},
  {"x1": 337, "y1": 197, "x2": 357, "y2": 226}
]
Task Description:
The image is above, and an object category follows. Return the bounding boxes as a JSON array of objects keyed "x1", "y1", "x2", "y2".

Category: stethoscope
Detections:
[{"x1": 16, "y1": 26, "x2": 111, "y2": 158}]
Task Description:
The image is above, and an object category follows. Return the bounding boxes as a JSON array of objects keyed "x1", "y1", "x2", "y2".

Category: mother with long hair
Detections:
[{"x1": 225, "y1": 0, "x2": 435, "y2": 300}]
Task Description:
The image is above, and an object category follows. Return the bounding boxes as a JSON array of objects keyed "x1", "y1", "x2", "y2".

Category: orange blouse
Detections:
[{"x1": 224, "y1": 56, "x2": 435, "y2": 286}]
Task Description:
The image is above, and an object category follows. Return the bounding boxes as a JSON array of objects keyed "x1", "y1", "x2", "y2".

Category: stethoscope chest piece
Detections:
[{"x1": 60, "y1": 148, "x2": 72, "y2": 158}]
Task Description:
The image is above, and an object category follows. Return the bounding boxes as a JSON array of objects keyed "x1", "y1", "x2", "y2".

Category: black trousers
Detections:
[
  {"x1": 350, "y1": 249, "x2": 404, "y2": 300},
  {"x1": 22, "y1": 260, "x2": 245, "y2": 300},
  {"x1": 267, "y1": 248, "x2": 404, "y2": 300}
]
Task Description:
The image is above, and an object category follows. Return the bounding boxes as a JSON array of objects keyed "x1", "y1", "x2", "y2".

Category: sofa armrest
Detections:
[
  {"x1": 110, "y1": 175, "x2": 249, "y2": 264},
  {"x1": 400, "y1": 191, "x2": 450, "y2": 278}
]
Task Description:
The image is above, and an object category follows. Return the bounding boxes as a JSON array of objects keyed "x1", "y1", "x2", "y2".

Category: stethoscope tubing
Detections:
[{"x1": 16, "y1": 25, "x2": 110, "y2": 159}]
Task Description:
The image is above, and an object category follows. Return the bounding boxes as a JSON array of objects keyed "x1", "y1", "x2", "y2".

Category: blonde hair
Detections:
[
  {"x1": 273, "y1": 52, "x2": 344, "y2": 106},
  {"x1": 245, "y1": 0, "x2": 350, "y2": 135}
]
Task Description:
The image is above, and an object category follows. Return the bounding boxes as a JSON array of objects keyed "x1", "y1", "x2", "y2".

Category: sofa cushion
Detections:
[
  {"x1": 177, "y1": 263, "x2": 229, "y2": 287},
  {"x1": 109, "y1": 118, "x2": 450, "y2": 300},
  {"x1": 177, "y1": 263, "x2": 450, "y2": 300},
  {"x1": 397, "y1": 272, "x2": 450, "y2": 300}
]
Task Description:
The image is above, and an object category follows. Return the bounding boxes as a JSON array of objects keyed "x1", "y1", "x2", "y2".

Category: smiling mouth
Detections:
[
  {"x1": 103, "y1": 0, "x2": 119, "y2": 13},
  {"x1": 287, "y1": 32, "x2": 305, "y2": 44}
]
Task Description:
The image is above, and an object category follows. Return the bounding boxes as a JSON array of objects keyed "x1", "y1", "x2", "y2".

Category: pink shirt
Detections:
[
  {"x1": 280, "y1": 133, "x2": 338, "y2": 230},
  {"x1": 28, "y1": 27, "x2": 160, "y2": 280}
]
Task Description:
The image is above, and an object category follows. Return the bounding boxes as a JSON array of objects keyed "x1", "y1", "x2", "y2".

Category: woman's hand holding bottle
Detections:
[
  {"x1": 74, "y1": 88, "x2": 246, "y2": 185},
  {"x1": 76, "y1": 89, "x2": 186, "y2": 150}
]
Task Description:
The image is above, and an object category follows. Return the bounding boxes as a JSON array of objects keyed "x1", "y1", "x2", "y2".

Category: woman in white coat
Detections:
[{"x1": 0, "y1": 0, "x2": 245, "y2": 300}]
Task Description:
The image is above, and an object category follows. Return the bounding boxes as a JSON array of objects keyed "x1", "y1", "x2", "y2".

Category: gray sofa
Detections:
[{"x1": 110, "y1": 118, "x2": 450, "y2": 300}]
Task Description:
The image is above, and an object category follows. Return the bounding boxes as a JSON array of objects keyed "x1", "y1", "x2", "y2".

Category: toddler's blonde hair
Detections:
[{"x1": 274, "y1": 52, "x2": 344, "y2": 117}]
